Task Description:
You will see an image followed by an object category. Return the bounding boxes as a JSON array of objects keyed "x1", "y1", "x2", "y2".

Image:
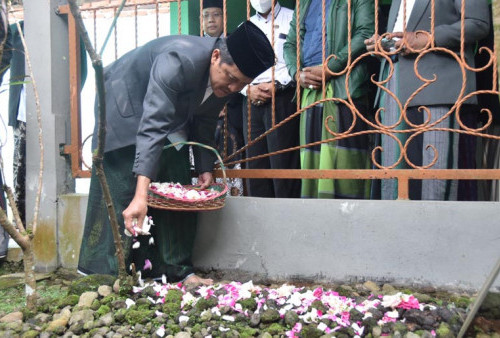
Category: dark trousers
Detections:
[
  {"x1": 0, "y1": 169, "x2": 9, "y2": 257},
  {"x1": 242, "y1": 87, "x2": 300, "y2": 198}
]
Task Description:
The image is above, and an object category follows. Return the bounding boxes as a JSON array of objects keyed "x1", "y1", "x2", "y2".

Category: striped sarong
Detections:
[
  {"x1": 378, "y1": 62, "x2": 458, "y2": 200},
  {"x1": 300, "y1": 84, "x2": 371, "y2": 199}
]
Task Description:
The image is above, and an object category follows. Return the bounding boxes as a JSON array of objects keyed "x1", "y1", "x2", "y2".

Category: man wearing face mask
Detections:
[{"x1": 242, "y1": 0, "x2": 300, "y2": 198}]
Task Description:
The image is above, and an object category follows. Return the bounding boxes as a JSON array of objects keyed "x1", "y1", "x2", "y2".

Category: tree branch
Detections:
[{"x1": 67, "y1": 0, "x2": 127, "y2": 277}]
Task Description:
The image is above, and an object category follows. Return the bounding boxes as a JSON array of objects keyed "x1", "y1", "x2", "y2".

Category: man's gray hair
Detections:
[{"x1": 214, "y1": 38, "x2": 234, "y2": 65}]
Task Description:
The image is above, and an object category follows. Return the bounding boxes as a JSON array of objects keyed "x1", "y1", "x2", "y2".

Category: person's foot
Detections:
[{"x1": 183, "y1": 274, "x2": 213, "y2": 287}]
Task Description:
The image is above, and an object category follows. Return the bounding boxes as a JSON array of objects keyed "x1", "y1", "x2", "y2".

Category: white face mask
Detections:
[{"x1": 250, "y1": 0, "x2": 272, "y2": 14}]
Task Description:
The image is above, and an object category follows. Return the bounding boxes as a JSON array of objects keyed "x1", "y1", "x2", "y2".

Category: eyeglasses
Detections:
[{"x1": 202, "y1": 12, "x2": 222, "y2": 19}]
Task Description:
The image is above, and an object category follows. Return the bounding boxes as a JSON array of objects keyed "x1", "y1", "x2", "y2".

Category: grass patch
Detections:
[{"x1": 0, "y1": 280, "x2": 68, "y2": 316}]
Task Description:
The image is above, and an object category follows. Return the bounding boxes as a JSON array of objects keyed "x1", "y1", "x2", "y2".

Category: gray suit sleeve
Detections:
[
  {"x1": 433, "y1": 0, "x2": 489, "y2": 48},
  {"x1": 133, "y1": 52, "x2": 188, "y2": 180}
]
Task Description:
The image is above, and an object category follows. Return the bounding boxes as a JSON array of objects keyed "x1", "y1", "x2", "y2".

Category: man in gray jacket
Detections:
[
  {"x1": 365, "y1": 0, "x2": 490, "y2": 200},
  {"x1": 78, "y1": 21, "x2": 274, "y2": 285}
]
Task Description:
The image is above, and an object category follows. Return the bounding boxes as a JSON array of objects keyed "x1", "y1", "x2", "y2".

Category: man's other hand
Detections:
[
  {"x1": 364, "y1": 34, "x2": 380, "y2": 53},
  {"x1": 198, "y1": 172, "x2": 214, "y2": 189},
  {"x1": 123, "y1": 175, "x2": 150, "y2": 236}
]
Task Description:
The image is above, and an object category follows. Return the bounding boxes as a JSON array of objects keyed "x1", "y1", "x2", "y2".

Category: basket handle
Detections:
[{"x1": 163, "y1": 141, "x2": 227, "y2": 186}]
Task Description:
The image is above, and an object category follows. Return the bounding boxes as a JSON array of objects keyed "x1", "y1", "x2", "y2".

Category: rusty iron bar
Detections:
[
  {"x1": 134, "y1": 4, "x2": 138, "y2": 48},
  {"x1": 199, "y1": 0, "x2": 203, "y2": 36},
  {"x1": 223, "y1": 0, "x2": 227, "y2": 37},
  {"x1": 93, "y1": 9, "x2": 97, "y2": 50},
  {"x1": 213, "y1": 168, "x2": 500, "y2": 180},
  {"x1": 60, "y1": 0, "x2": 500, "y2": 196},
  {"x1": 70, "y1": 0, "x2": 175, "y2": 12},
  {"x1": 157, "y1": 0, "x2": 160, "y2": 37},
  {"x1": 113, "y1": 7, "x2": 118, "y2": 59},
  {"x1": 177, "y1": 0, "x2": 180, "y2": 34},
  {"x1": 61, "y1": 6, "x2": 88, "y2": 178},
  {"x1": 270, "y1": 1, "x2": 276, "y2": 127},
  {"x1": 213, "y1": 168, "x2": 500, "y2": 201}
]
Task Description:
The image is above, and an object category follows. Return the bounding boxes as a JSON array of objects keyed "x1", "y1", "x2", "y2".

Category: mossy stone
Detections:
[
  {"x1": 349, "y1": 308, "x2": 364, "y2": 322},
  {"x1": 311, "y1": 300, "x2": 328, "y2": 313},
  {"x1": 195, "y1": 297, "x2": 218, "y2": 311},
  {"x1": 239, "y1": 327, "x2": 258, "y2": 338},
  {"x1": 68, "y1": 274, "x2": 116, "y2": 295},
  {"x1": 451, "y1": 296, "x2": 472, "y2": 309},
  {"x1": 266, "y1": 323, "x2": 285, "y2": 335},
  {"x1": 90, "y1": 299, "x2": 101, "y2": 311},
  {"x1": 96, "y1": 305, "x2": 111, "y2": 317},
  {"x1": 335, "y1": 286, "x2": 353, "y2": 298},
  {"x1": 191, "y1": 323, "x2": 203, "y2": 333},
  {"x1": 114, "y1": 308, "x2": 128, "y2": 323},
  {"x1": 125, "y1": 309, "x2": 155, "y2": 325},
  {"x1": 162, "y1": 301, "x2": 181, "y2": 319},
  {"x1": 299, "y1": 324, "x2": 323, "y2": 338},
  {"x1": 479, "y1": 292, "x2": 500, "y2": 319},
  {"x1": 20, "y1": 308, "x2": 35, "y2": 320},
  {"x1": 119, "y1": 282, "x2": 133, "y2": 297},
  {"x1": 58, "y1": 294, "x2": 80, "y2": 307},
  {"x1": 436, "y1": 322, "x2": 454, "y2": 338},
  {"x1": 136, "y1": 298, "x2": 152, "y2": 309},
  {"x1": 284, "y1": 310, "x2": 299, "y2": 327},
  {"x1": 237, "y1": 298, "x2": 257, "y2": 311},
  {"x1": 21, "y1": 330, "x2": 39, "y2": 338},
  {"x1": 260, "y1": 309, "x2": 280, "y2": 323},
  {"x1": 393, "y1": 321, "x2": 407, "y2": 334},
  {"x1": 89, "y1": 327, "x2": 102, "y2": 336},
  {"x1": 100, "y1": 295, "x2": 116, "y2": 305},
  {"x1": 165, "y1": 323, "x2": 181, "y2": 335},
  {"x1": 165, "y1": 289, "x2": 183, "y2": 303}
]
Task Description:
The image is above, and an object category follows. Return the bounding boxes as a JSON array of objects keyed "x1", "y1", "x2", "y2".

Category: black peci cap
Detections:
[
  {"x1": 203, "y1": 0, "x2": 223, "y2": 9},
  {"x1": 226, "y1": 21, "x2": 275, "y2": 79}
]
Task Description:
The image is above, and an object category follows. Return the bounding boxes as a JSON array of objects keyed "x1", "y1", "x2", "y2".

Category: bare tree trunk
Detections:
[
  {"x1": 0, "y1": 189, "x2": 37, "y2": 309},
  {"x1": 67, "y1": 0, "x2": 127, "y2": 277},
  {"x1": 0, "y1": 3, "x2": 38, "y2": 310}
]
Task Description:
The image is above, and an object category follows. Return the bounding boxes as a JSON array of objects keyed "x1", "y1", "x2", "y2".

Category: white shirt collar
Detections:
[{"x1": 392, "y1": 0, "x2": 417, "y2": 32}]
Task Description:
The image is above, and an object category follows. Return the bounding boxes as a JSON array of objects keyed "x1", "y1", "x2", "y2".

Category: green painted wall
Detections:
[
  {"x1": 170, "y1": 0, "x2": 296, "y2": 36},
  {"x1": 170, "y1": 0, "x2": 494, "y2": 36}
]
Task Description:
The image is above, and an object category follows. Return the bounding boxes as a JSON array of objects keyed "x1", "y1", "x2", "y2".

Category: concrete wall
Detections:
[
  {"x1": 58, "y1": 194, "x2": 87, "y2": 268},
  {"x1": 193, "y1": 198, "x2": 500, "y2": 291},
  {"x1": 25, "y1": 0, "x2": 75, "y2": 271},
  {"x1": 62, "y1": 194, "x2": 500, "y2": 291}
]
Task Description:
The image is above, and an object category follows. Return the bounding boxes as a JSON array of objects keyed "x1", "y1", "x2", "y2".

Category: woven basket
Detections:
[{"x1": 147, "y1": 142, "x2": 228, "y2": 211}]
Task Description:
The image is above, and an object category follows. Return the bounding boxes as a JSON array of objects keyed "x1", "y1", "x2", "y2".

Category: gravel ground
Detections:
[{"x1": 0, "y1": 271, "x2": 499, "y2": 337}]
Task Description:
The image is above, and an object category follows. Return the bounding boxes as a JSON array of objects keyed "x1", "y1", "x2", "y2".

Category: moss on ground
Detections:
[{"x1": 0, "y1": 279, "x2": 67, "y2": 316}]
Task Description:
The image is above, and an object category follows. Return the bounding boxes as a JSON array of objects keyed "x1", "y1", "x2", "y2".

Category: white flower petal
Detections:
[
  {"x1": 386, "y1": 310, "x2": 399, "y2": 319},
  {"x1": 124, "y1": 229, "x2": 133, "y2": 237},
  {"x1": 143, "y1": 216, "x2": 152, "y2": 233},
  {"x1": 222, "y1": 315, "x2": 235, "y2": 322},
  {"x1": 149, "y1": 237, "x2": 155, "y2": 245},
  {"x1": 125, "y1": 298, "x2": 136, "y2": 309},
  {"x1": 211, "y1": 307, "x2": 221, "y2": 316},
  {"x1": 137, "y1": 271, "x2": 144, "y2": 287},
  {"x1": 317, "y1": 322, "x2": 328, "y2": 332},
  {"x1": 156, "y1": 325, "x2": 165, "y2": 337},
  {"x1": 179, "y1": 315, "x2": 190, "y2": 323},
  {"x1": 132, "y1": 241, "x2": 140, "y2": 249}
]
